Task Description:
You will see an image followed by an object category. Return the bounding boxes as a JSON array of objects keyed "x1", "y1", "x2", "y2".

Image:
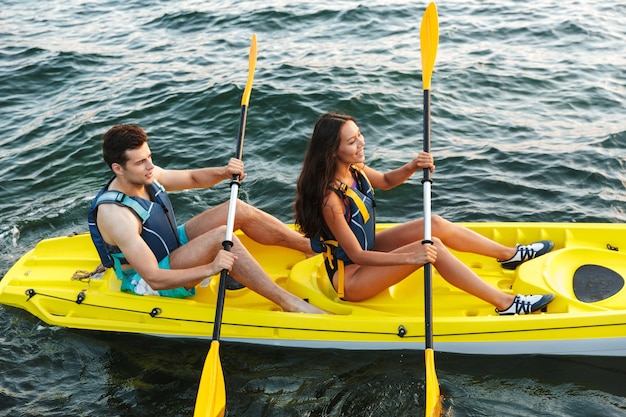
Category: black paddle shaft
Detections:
[
  {"x1": 212, "y1": 241, "x2": 234, "y2": 340},
  {"x1": 422, "y1": 90, "x2": 432, "y2": 182},
  {"x1": 212, "y1": 103, "x2": 249, "y2": 341},
  {"x1": 235, "y1": 105, "x2": 248, "y2": 161},
  {"x1": 422, "y1": 88, "x2": 434, "y2": 349}
]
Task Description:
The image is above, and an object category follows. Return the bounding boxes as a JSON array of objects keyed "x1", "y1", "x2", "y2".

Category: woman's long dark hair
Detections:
[{"x1": 295, "y1": 112, "x2": 355, "y2": 238}]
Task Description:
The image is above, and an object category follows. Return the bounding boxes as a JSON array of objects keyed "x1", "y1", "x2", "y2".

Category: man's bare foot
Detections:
[
  {"x1": 297, "y1": 301, "x2": 329, "y2": 314},
  {"x1": 283, "y1": 296, "x2": 328, "y2": 314}
]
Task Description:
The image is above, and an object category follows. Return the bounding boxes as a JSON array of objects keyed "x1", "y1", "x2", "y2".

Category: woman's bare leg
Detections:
[
  {"x1": 340, "y1": 237, "x2": 514, "y2": 309},
  {"x1": 374, "y1": 216, "x2": 516, "y2": 260}
]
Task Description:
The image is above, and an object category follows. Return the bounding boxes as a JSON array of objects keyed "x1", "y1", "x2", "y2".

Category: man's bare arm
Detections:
[
  {"x1": 97, "y1": 204, "x2": 219, "y2": 290},
  {"x1": 154, "y1": 158, "x2": 247, "y2": 191}
]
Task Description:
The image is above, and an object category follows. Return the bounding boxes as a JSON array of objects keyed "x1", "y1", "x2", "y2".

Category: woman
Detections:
[{"x1": 294, "y1": 112, "x2": 554, "y2": 315}]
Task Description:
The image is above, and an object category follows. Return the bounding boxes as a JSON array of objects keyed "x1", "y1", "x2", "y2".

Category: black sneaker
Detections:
[
  {"x1": 496, "y1": 294, "x2": 555, "y2": 315},
  {"x1": 499, "y1": 240, "x2": 554, "y2": 270}
]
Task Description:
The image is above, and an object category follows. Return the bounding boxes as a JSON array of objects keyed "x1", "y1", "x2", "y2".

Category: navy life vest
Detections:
[
  {"x1": 311, "y1": 166, "x2": 376, "y2": 297},
  {"x1": 87, "y1": 177, "x2": 180, "y2": 276}
]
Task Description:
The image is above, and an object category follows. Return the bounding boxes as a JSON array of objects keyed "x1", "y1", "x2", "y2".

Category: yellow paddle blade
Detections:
[
  {"x1": 194, "y1": 341, "x2": 226, "y2": 417},
  {"x1": 424, "y1": 348, "x2": 442, "y2": 417},
  {"x1": 241, "y1": 33, "x2": 258, "y2": 107},
  {"x1": 420, "y1": 2, "x2": 439, "y2": 90}
]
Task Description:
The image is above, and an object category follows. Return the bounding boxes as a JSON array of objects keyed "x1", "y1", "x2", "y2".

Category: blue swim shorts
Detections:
[{"x1": 120, "y1": 224, "x2": 196, "y2": 298}]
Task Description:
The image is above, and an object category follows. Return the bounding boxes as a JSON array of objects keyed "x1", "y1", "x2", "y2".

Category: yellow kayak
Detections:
[{"x1": 1, "y1": 223, "x2": 625, "y2": 356}]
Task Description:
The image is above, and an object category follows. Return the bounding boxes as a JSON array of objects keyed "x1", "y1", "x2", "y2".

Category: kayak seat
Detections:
[{"x1": 517, "y1": 247, "x2": 626, "y2": 310}]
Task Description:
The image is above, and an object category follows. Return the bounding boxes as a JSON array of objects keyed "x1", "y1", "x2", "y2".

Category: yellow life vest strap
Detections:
[
  {"x1": 333, "y1": 181, "x2": 370, "y2": 224},
  {"x1": 336, "y1": 259, "x2": 345, "y2": 299},
  {"x1": 320, "y1": 238, "x2": 345, "y2": 298}
]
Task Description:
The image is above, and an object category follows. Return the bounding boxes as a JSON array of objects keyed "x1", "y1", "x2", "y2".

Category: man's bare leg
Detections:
[
  {"x1": 185, "y1": 200, "x2": 313, "y2": 255},
  {"x1": 227, "y1": 235, "x2": 325, "y2": 313},
  {"x1": 169, "y1": 226, "x2": 325, "y2": 313}
]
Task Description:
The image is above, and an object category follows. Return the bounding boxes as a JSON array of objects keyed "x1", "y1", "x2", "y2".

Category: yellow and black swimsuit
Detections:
[{"x1": 311, "y1": 166, "x2": 376, "y2": 298}]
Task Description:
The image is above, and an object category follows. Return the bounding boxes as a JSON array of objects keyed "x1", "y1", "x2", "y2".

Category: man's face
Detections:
[{"x1": 118, "y1": 142, "x2": 155, "y2": 185}]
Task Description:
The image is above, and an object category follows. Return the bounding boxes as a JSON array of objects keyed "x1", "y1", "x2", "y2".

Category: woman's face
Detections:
[{"x1": 336, "y1": 120, "x2": 365, "y2": 165}]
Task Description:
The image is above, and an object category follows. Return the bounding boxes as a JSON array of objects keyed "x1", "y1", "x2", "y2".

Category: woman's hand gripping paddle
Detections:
[
  {"x1": 194, "y1": 33, "x2": 258, "y2": 417},
  {"x1": 420, "y1": 3, "x2": 442, "y2": 417}
]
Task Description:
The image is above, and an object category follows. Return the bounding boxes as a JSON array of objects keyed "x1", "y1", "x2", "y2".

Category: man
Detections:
[{"x1": 88, "y1": 124, "x2": 324, "y2": 314}]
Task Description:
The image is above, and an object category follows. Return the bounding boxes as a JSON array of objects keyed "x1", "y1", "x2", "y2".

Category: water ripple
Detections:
[{"x1": 2, "y1": 0, "x2": 626, "y2": 415}]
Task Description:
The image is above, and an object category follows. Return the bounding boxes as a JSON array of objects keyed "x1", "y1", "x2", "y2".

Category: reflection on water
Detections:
[{"x1": 2, "y1": 306, "x2": 626, "y2": 416}]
